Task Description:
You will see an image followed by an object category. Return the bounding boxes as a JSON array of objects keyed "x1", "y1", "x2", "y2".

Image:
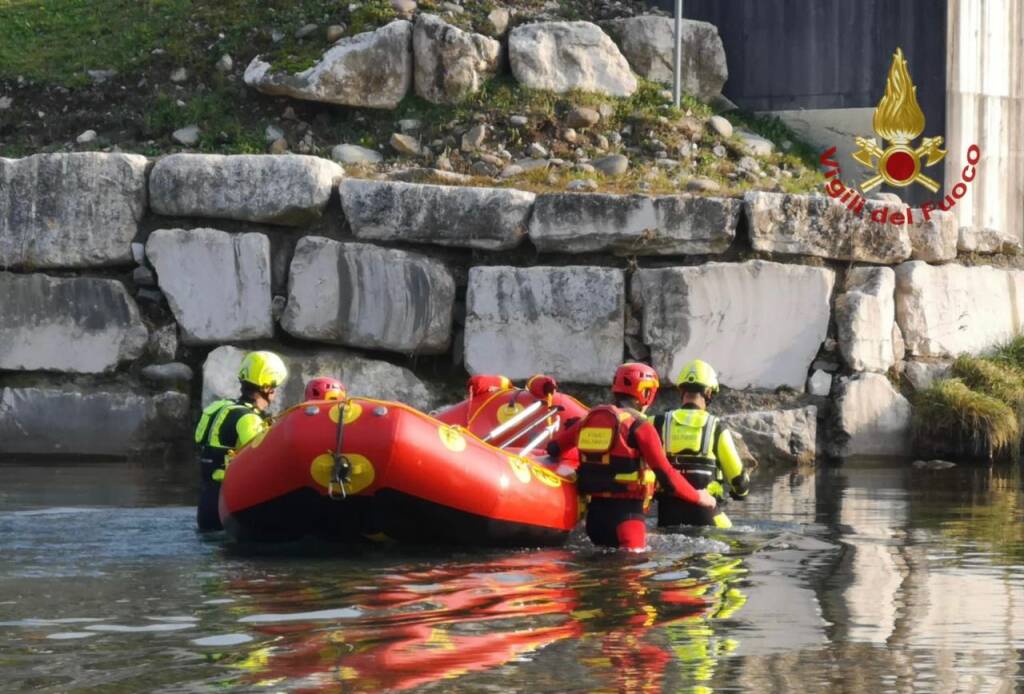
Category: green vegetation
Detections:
[
  {"x1": 912, "y1": 378, "x2": 1019, "y2": 461},
  {"x1": 0, "y1": 0, "x2": 823, "y2": 193},
  {"x1": 912, "y1": 346, "x2": 1024, "y2": 462},
  {"x1": 951, "y1": 355, "x2": 1024, "y2": 424},
  {"x1": 143, "y1": 92, "x2": 264, "y2": 153},
  {"x1": 989, "y1": 334, "x2": 1024, "y2": 370},
  {"x1": 0, "y1": 0, "x2": 373, "y2": 86},
  {"x1": 725, "y1": 110, "x2": 823, "y2": 189}
]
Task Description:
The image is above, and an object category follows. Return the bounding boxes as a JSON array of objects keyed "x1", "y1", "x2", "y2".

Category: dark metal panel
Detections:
[{"x1": 650, "y1": 0, "x2": 946, "y2": 131}]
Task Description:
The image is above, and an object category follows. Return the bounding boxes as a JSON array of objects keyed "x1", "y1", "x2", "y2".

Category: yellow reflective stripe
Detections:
[
  {"x1": 713, "y1": 511, "x2": 732, "y2": 529},
  {"x1": 207, "y1": 405, "x2": 235, "y2": 449},
  {"x1": 194, "y1": 399, "x2": 233, "y2": 444},
  {"x1": 699, "y1": 415, "x2": 717, "y2": 459},
  {"x1": 716, "y1": 429, "x2": 745, "y2": 484},
  {"x1": 235, "y1": 413, "x2": 267, "y2": 448},
  {"x1": 194, "y1": 412, "x2": 211, "y2": 444},
  {"x1": 209, "y1": 403, "x2": 255, "y2": 449}
]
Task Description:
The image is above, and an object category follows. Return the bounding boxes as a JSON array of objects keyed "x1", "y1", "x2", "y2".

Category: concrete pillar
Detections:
[{"x1": 946, "y1": 0, "x2": 1024, "y2": 240}]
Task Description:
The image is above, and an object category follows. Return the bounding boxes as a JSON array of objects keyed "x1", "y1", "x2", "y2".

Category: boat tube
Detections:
[{"x1": 219, "y1": 377, "x2": 589, "y2": 546}]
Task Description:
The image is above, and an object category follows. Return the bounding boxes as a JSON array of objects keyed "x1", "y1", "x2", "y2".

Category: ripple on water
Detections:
[
  {"x1": 146, "y1": 616, "x2": 199, "y2": 623},
  {"x1": 0, "y1": 618, "x2": 106, "y2": 627},
  {"x1": 190, "y1": 633, "x2": 254, "y2": 647},
  {"x1": 46, "y1": 632, "x2": 98, "y2": 640},
  {"x1": 84, "y1": 623, "x2": 195, "y2": 633},
  {"x1": 237, "y1": 606, "x2": 362, "y2": 624}
]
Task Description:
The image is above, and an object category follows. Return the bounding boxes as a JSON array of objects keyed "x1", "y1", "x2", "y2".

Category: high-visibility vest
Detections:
[
  {"x1": 194, "y1": 399, "x2": 267, "y2": 480},
  {"x1": 660, "y1": 408, "x2": 746, "y2": 499}
]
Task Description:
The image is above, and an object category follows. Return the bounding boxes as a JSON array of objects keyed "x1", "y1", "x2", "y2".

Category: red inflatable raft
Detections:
[{"x1": 220, "y1": 377, "x2": 588, "y2": 546}]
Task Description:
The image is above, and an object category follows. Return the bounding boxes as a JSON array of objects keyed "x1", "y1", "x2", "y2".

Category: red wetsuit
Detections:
[{"x1": 549, "y1": 407, "x2": 702, "y2": 550}]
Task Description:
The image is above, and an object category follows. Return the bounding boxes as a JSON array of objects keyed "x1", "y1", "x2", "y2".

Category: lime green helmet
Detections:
[
  {"x1": 674, "y1": 359, "x2": 720, "y2": 394},
  {"x1": 238, "y1": 351, "x2": 288, "y2": 390}
]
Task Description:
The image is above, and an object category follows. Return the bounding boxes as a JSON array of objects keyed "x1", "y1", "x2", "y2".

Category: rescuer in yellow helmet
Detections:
[
  {"x1": 193, "y1": 350, "x2": 288, "y2": 531},
  {"x1": 652, "y1": 359, "x2": 749, "y2": 529}
]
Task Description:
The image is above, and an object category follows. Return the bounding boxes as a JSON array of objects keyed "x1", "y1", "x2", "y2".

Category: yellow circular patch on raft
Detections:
[
  {"x1": 329, "y1": 402, "x2": 363, "y2": 425},
  {"x1": 496, "y1": 402, "x2": 525, "y2": 424},
  {"x1": 508, "y1": 456, "x2": 532, "y2": 484},
  {"x1": 310, "y1": 453, "x2": 375, "y2": 494},
  {"x1": 438, "y1": 425, "x2": 467, "y2": 452},
  {"x1": 530, "y1": 464, "x2": 563, "y2": 488}
]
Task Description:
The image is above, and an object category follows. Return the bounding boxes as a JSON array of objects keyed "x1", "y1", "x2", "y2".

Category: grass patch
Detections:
[
  {"x1": 726, "y1": 109, "x2": 821, "y2": 170},
  {"x1": 951, "y1": 355, "x2": 1024, "y2": 422},
  {"x1": 912, "y1": 378, "x2": 1019, "y2": 461},
  {"x1": 0, "y1": 0, "x2": 376, "y2": 86},
  {"x1": 0, "y1": 0, "x2": 186, "y2": 87},
  {"x1": 989, "y1": 335, "x2": 1024, "y2": 371},
  {"x1": 143, "y1": 90, "x2": 264, "y2": 153}
]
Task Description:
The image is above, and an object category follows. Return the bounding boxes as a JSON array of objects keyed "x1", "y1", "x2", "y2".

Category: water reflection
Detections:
[
  {"x1": 211, "y1": 547, "x2": 756, "y2": 693},
  {"x1": 2, "y1": 460, "x2": 1024, "y2": 692}
]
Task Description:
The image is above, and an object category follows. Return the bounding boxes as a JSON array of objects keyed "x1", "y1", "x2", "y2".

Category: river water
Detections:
[{"x1": 1, "y1": 460, "x2": 1022, "y2": 693}]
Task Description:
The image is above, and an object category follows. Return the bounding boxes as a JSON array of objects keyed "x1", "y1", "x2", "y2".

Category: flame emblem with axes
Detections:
[{"x1": 852, "y1": 48, "x2": 945, "y2": 193}]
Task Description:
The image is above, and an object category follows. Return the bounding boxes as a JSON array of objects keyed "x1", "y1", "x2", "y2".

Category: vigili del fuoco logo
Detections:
[{"x1": 819, "y1": 47, "x2": 981, "y2": 225}]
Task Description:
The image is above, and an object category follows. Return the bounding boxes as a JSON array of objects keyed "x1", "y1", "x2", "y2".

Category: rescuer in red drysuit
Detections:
[{"x1": 547, "y1": 362, "x2": 716, "y2": 551}]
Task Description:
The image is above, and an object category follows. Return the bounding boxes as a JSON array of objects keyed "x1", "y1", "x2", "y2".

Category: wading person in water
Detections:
[
  {"x1": 193, "y1": 350, "x2": 288, "y2": 531},
  {"x1": 548, "y1": 362, "x2": 716, "y2": 551},
  {"x1": 653, "y1": 359, "x2": 750, "y2": 529}
]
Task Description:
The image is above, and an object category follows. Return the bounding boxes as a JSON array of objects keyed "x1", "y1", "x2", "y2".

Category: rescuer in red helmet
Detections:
[
  {"x1": 303, "y1": 377, "x2": 346, "y2": 402},
  {"x1": 547, "y1": 362, "x2": 716, "y2": 551}
]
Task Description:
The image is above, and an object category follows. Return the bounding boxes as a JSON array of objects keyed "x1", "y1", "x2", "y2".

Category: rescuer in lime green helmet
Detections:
[
  {"x1": 652, "y1": 359, "x2": 750, "y2": 529},
  {"x1": 193, "y1": 350, "x2": 288, "y2": 531}
]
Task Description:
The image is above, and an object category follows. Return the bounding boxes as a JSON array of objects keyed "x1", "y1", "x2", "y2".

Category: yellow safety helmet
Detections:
[
  {"x1": 238, "y1": 351, "x2": 288, "y2": 390},
  {"x1": 674, "y1": 359, "x2": 720, "y2": 394}
]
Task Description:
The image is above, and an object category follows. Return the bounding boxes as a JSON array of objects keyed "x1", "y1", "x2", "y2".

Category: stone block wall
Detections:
[{"x1": 2, "y1": 151, "x2": 1020, "y2": 460}]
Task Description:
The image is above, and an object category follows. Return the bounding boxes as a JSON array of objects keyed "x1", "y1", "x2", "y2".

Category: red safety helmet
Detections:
[
  {"x1": 612, "y1": 362, "x2": 660, "y2": 409},
  {"x1": 304, "y1": 377, "x2": 346, "y2": 401}
]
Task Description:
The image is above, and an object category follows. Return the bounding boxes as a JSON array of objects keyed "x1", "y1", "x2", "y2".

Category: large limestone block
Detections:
[
  {"x1": 529, "y1": 193, "x2": 739, "y2": 255},
  {"x1": 0, "y1": 272, "x2": 147, "y2": 373},
  {"x1": 745, "y1": 192, "x2": 912, "y2": 263},
  {"x1": 895, "y1": 261, "x2": 1022, "y2": 358},
  {"x1": 465, "y1": 266, "x2": 625, "y2": 384},
  {"x1": 509, "y1": 22, "x2": 637, "y2": 97},
  {"x1": 0, "y1": 387, "x2": 190, "y2": 457},
  {"x1": 150, "y1": 154, "x2": 343, "y2": 226},
  {"x1": 633, "y1": 260, "x2": 834, "y2": 390},
  {"x1": 601, "y1": 16, "x2": 727, "y2": 98},
  {"x1": 958, "y1": 226, "x2": 1022, "y2": 255},
  {"x1": 243, "y1": 20, "x2": 412, "y2": 108},
  {"x1": 908, "y1": 210, "x2": 958, "y2": 262},
  {"x1": 146, "y1": 228, "x2": 273, "y2": 345},
  {"x1": 721, "y1": 406, "x2": 817, "y2": 466},
  {"x1": 282, "y1": 237, "x2": 454, "y2": 353},
  {"x1": 339, "y1": 179, "x2": 534, "y2": 250},
  {"x1": 414, "y1": 14, "x2": 501, "y2": 104},
  {"x1": 202, "y1": 345, "x2": 439, "y2": 414},
  {"x1": 835, "y1": 267, "x2": 896, "y2": 372},
  {"x1": 832, "y1": 373, "x2": 912, "y2": 458},
  {"x1": 0, "y1": 153, "x2": 147, "y2": 268}
]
